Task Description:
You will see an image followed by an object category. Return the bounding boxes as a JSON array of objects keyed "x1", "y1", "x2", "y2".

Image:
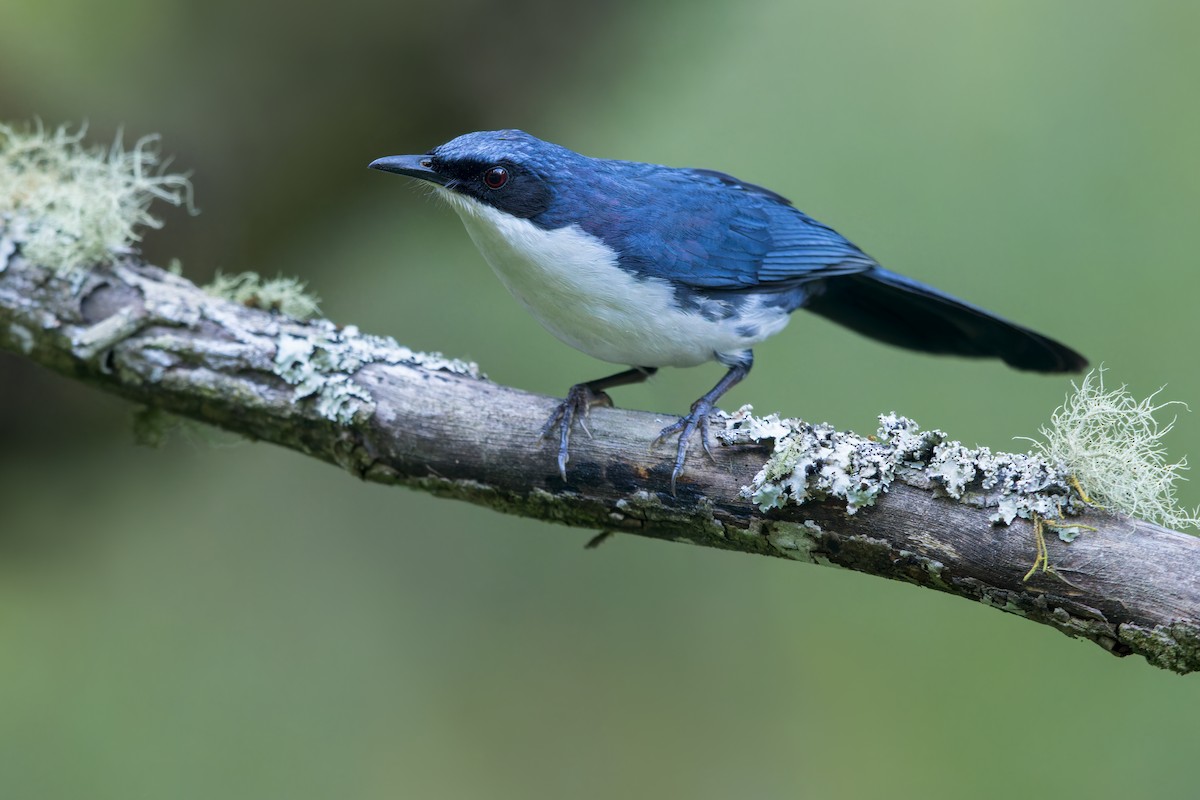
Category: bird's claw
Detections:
[
  {"x1": 652, "y1": 400, "x2": 716, "y2": 492},
  {"x1": 540, "y1": 384, "x2": 612, "y2": 481}
]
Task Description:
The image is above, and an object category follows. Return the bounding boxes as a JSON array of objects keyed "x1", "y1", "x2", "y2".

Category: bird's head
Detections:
[{"x1": 369, "y1": 129, "x2": 575, "y2": 220}]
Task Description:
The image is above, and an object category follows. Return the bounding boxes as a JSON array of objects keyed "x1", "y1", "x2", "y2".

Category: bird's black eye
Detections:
[{"x1": 483, "y1": 166, "x2": 509, "y2": 189}]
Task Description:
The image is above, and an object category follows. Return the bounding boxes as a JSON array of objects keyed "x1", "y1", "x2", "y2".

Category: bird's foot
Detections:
[
  {"x1": 652, "y1": 397, "x2": 718, "y2": 491},
  {"x1": 540, "y1": 383, "x2": 613, "y2": 480}
]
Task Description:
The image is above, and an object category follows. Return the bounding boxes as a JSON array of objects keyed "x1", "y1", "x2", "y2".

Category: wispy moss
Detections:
[
  {"x1": 1029, "y1": 368, "x2": 1199, "y2": 531},
  {"x1": 204, "y1": 271, "x2": 322, "y2": 320},
  {"x1": 0, "y1": 121, "x2": 192, "y2": 272}
]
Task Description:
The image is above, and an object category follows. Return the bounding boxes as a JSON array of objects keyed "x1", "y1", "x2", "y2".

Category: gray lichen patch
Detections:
[
  {"x1": 7, "y1": 322, "x2": 32, "y2": 354},
  {"x1": 761, "y1": 519, "x2": 833, "y2": 564},
  {"x1": 608, "y1": 490, "x2": 728, "y2": 548},
  {"x1": 1118, "y1": 621, "x2": 1200, "y2": 674},
  {"x1": 272, "y1": 321, "x2": 481, "y2": 425},
  {"x1": 718, "y1": 406, "x2": 1081, "y2": 527},
  {"x1": 0, "y1": 233, "x2": 15, "y2": 272}
]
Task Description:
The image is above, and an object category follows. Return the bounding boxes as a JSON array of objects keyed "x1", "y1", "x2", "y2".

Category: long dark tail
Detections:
[{"x1": 804, "y1": 268, "x2": 1087, "y2": 373}]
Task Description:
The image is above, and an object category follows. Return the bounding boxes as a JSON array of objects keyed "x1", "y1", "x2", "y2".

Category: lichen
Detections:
[
  {"x1": 204, "y1": 271, "x2": 322, "y2": 320},
  {"x1": 0, "y1": 122, "x2": 192, "y2": 272},
  {"x1": 1028, "y1": 368, "x2": 1200, "y2": 531},
  {"x1": 1118, "y1": 621, "x2": 1200, "y2": 674},
  {"x1": 613, "y1": 490, "x2": 730, "y2": 546},
  {"x1": 271, "y1": 321, "x2": 481, "y2": 425},
  {"x1": 762, "y1": 519, "x2": 833, "y2": 564},
  {"x1": 0, "y1": 233, "x2": 15, "y2": 272},
  {"x1": 7, "y1": 322, "x2": 33, "y2": 354},
  {"x1": 718, "y1": 406, "x2": 1080, "y2": 526}
]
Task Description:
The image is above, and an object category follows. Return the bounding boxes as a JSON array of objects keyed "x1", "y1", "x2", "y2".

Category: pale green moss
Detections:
[
  {"x1": 1028, "y1": 368, "x2": 1200, "y2": 531},
  {"x1": 205, "y1": 271, "x2": 322, "y2": 320},
  {"x1": 0, "y1": 122, "x2": 192, "y2": 272}
]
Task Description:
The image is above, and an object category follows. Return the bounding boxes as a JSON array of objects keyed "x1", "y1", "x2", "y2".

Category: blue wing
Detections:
[{"x1": 578, "y1": 167, "x2": 878, "y2": 294}]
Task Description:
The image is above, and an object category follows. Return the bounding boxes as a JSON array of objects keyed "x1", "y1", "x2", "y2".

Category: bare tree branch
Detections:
[{"x1": 2, "y1": 251, "x2": 1198, "y2": 675}]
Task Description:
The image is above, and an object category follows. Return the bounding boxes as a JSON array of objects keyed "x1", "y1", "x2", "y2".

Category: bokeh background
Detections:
[{"x1": 3, "y1": 0, "x2": 1199, "y2": 797}]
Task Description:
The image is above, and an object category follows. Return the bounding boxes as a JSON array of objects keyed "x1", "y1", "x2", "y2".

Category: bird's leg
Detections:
[
  {"x1": 541, "y1": 366, "x2": 657, "y2": 480},
  {"x1": 653, "y1": 354, "x2": 752, "y2": 490}
]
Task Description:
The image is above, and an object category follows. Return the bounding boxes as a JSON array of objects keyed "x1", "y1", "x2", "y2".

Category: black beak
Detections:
[{"x1": 368, "y1": 154, "x2": 450, "y2": 186}]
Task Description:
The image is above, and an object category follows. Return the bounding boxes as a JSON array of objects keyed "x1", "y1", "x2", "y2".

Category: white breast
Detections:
[{"x1": 437, "y1": 190, "x2": 789, "y2": 368}]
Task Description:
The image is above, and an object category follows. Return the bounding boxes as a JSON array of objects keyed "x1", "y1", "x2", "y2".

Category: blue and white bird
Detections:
[{"x1": 370, "y1": 130, "x2": 1086, "y2": 485}]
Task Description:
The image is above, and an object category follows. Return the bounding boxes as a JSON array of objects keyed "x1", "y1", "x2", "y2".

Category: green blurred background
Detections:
[{"x1": 3, "y1": 0, "x2": 1199, "y2": 797}]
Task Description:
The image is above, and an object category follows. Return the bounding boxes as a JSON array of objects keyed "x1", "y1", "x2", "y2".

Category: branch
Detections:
[{"x1": 2, "y1": 251, "x2": 1198, "y2": 675}]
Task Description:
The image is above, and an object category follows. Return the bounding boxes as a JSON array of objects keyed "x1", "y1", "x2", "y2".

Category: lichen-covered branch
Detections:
[{"x1": 1, "y1": 250, "x2": 1199, "y2": 675}]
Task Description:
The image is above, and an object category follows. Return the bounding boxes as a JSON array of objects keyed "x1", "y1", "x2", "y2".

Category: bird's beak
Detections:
[{"x1": 368, "y1": 154, "x2": 450, "y2": 186}]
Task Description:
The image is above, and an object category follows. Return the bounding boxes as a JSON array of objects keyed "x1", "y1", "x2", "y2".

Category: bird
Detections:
[{"x1": 369, "y1": 130, "x2": 1087, "y2": 486}]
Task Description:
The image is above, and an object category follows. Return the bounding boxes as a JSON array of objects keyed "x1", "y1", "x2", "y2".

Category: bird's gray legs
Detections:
[
  {"x1": 654, "y1": 356, "x2": 751, "y2": 489},
  {"x1": 544, "y1": 355, "x2": 751, "y2": 487},
  {"x1": 541, "y1": 366, "x2": 658, "y2": 480}
]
